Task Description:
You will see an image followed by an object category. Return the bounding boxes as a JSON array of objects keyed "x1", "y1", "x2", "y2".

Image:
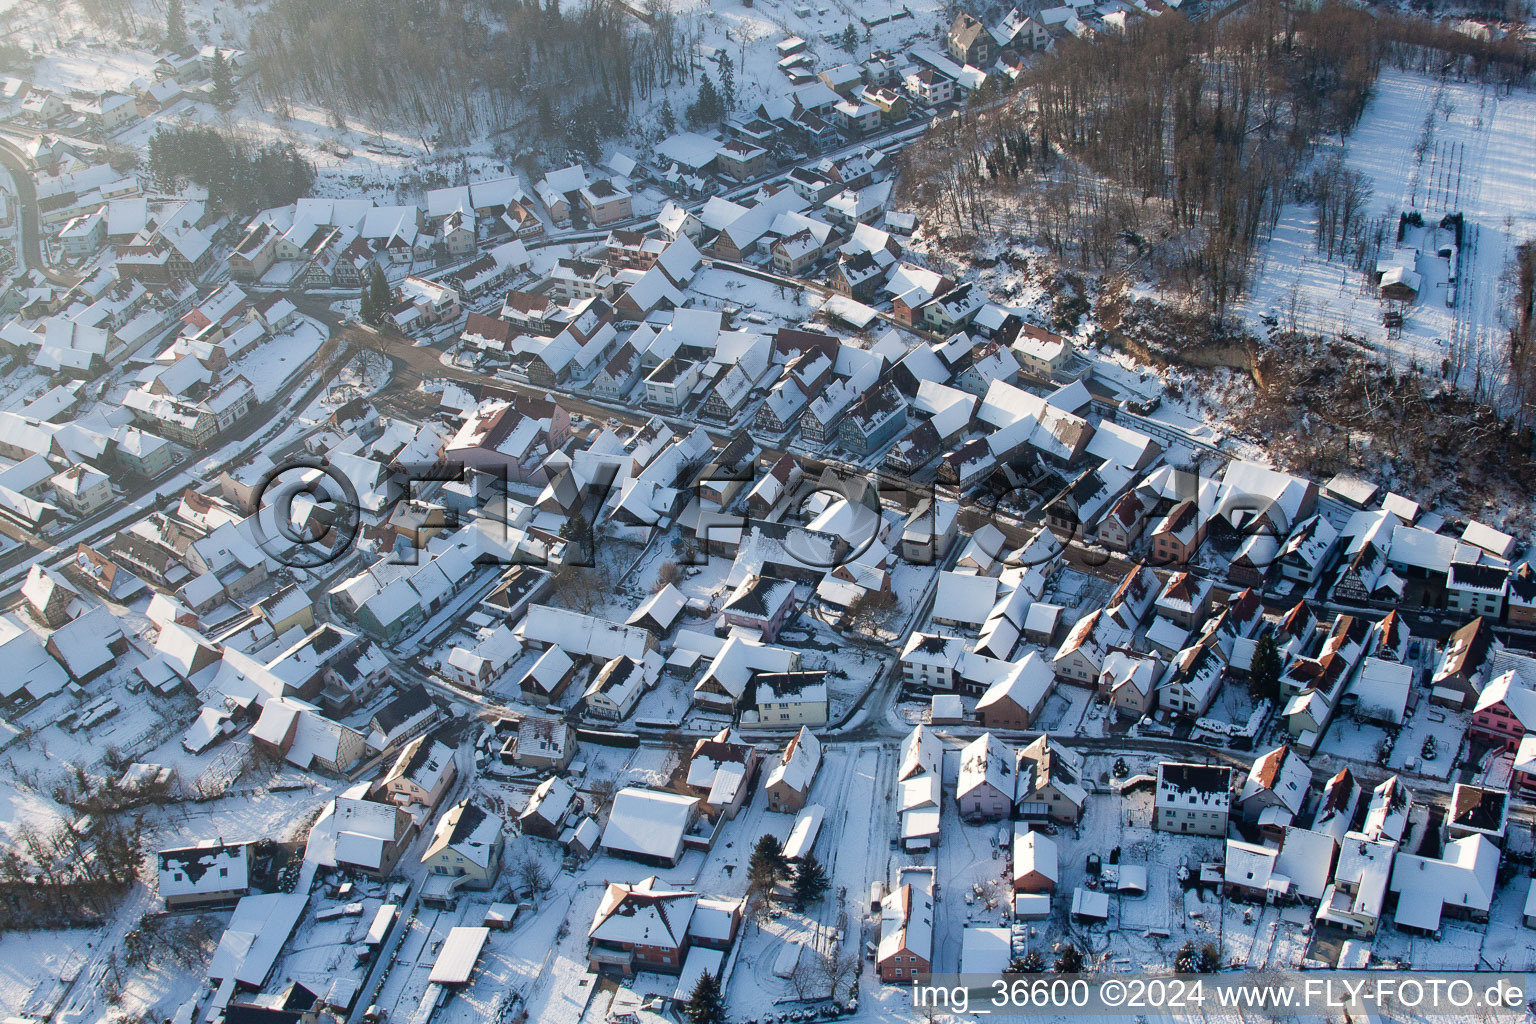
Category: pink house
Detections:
[
  {"x1": 1470, "y1": 670, "x2": 1536, "y2": 750},
  {"x1": 956, "y1": 732, "x2": 1015, "y2": 822},
  {"x1": 719, "y1": 575, "x2": 798, "y2": 641}
]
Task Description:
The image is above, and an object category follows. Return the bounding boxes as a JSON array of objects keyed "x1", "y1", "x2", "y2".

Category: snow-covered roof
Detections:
[
  {"x1": 764, "y1": 726, "x2": 822, "y2": 795},
  {"x1": 957, "y1": 731, "x2": 1015, "y2": 801},
  {"x1": 602, "y1": 788, "x2": 699, "y2": 861}
]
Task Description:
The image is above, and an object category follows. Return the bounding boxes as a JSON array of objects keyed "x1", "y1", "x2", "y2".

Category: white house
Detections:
[{"x1": 1154, "y1": 762, "x2": 1232, "y2": 836}]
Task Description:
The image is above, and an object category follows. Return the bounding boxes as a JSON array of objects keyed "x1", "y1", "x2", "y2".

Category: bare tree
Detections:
[{"x1": 514, "y1": 854, "x2": 550, "y2": 896}]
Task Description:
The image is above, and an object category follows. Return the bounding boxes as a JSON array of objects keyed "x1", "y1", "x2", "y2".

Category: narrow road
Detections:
[{"x1": 0, "y1": 135, "x2": 43, "y2": 274}]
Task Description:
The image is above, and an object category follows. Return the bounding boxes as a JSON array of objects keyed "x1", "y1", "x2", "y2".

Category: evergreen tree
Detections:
[
  {"x1": 841, "y1": 23, "x2": 859, "y2": 52},
  {"x1": 1175, "y1": 941, "x2": 1199, "y2": 973},
  {"x1": 1249, "y1": 630, "x2": 1282, "y2": 703},
  {"x1": 718, "y1": 53, "x2": 735, "y2": 110},
  {"x1": 790, "y1": 854, "x2": 829, "y2": 910},
  {"x1": 660, "y1": 97, "x2": 675, "y2": 135},
  {"x1": 365, "y1": 266, "x2": 391, "y2": 324},
  {"x1": 1198, "y1": 943, "x2": 1222, "y2": 973},
  {"x1": 1054, "y1": 943, "x2": 1084, "y2": 973},
  {"x1": 359, "y1": 282, "x2": 374, "y2": 325},
  {"x1": 165, "y1": 0, "x2": 187, "y2": 52},
  {"x1": 688, "y1": 74, "x2": 722, "y2": 127},
  {"x1": 684, "y1": 971, "x2": 727, "y2": 1024},
  {"x1": 146, "y1": 126, "x2": 314, "y2": 212},
  {"x1": 211, "y1": 49, "x2": 234, "y2": 108},
  {"x1": 1008, "y1": 949, "x2": 1046, "y2": 973},
  {"x1": 748, "y1": 833, "x2": 788, "y2": 891}
]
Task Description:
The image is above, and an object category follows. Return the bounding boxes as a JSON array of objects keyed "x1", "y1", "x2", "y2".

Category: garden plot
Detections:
[{"x1": 1241, "y1": 69, "x2": 1536, "y2": 404}]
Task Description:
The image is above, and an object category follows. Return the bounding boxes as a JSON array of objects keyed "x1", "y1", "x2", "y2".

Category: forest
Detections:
[
  {"x1": 146, "y1": 126, "x2": 317, "y2": 213},
  {"x1": 896, "y1": 0, "x2": 1534, "y2": 321},
  {"x1": 247, "y1": 0, "x2": 699, "y2": 153}
]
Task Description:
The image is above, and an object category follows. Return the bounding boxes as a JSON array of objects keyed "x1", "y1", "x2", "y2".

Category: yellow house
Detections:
[{"x1": 421, "y1": 802, "x2": 504, "y2": 895}]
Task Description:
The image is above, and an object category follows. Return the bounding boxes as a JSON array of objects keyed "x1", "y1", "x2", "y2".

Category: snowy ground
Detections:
[{"x1": 1239, "y1": 69, "x2": 1536, "y2": 404}]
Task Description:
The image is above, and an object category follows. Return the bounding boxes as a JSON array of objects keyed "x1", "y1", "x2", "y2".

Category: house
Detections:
[
  {"x1": 1447, "y1": 560, "x2": 1508, "y2": 619},
  {"x1": 1470, "y1": 669, "x2": 1536, "y2": 750},
  {"x1": 368, "y1": 684, "x2": 439, "y2": 750},
  {"x1": 1098, "y1": 649, "x2": 1160, "y2": 718},
  {"x1": 579, "y1": 179, "x2": 633, "y2": 227},
  {"x1": 897, "y1": 726, "x2": 942, "y2": 852},
  {"x1": 506, "y1": 716, "x2": 578, "y2": 771},
  {"x1": 445, "y1": 624, "x2": 523, "y2": 692},
  {"x1": 764, "y1": 726, "x2": 822, "y2": 812},
  {"x1": 627, "y1": 583, "x2": 687, "y2": 636},
  {"x1": 1348, "y1": 658, "x2": 1414, "y2": 725},
  {"x1": 157, "y1": 840, "x2": 254, "y2": 908},
  {"x1": 904, "y1": 67, "x2": 954, "y2": 107},
  {"x1": 421, "y1": 802, "x2": 504, "y2": 896},
  {"x1": 657, "y1": 202, "x2": 703, "y2": 243},
  {"x1": 1154, "y1": 572, "x2": 1212, "y2": 630},
  {"x1": 1223, "y1": 840, "x2": 1287, "y2": 902},
  {"x1": 1236, "y1": 745, "x2": 1311, "y2": 831},
  {"x1": 1317, "y1": 833, "x2": 1396, "y2": 936},
  {"x1": 687, "y1": 727, "x2": 758, "y2": 821},
  {"x1": 838, "y1": 382, "x2": 906, "y2": 455},
  {"x1": 719, "y1": 574, "x2": 798, "y2": 641},
  {"x1": 1508, "y1": 562, "x2": 1536, "y2": 627},
  {"x1": 900, "y1": 632, "x2": 966, "y2": 690},
  {"x1": 518, "y1": 645, "x2": 579, "y2": 705},
  {"x1": 328, "y1": 793, "x2": 416, "y2": 878},
  {"x1": 747, "y1": 670, "x2": 829, "y2": 727},
  {"x1": 1012, "y1": 827, "x2": 1059, "y2": 893},
  {"x1": 1445, "y1": 783, "x2": 1508, "y2": 842},
  {"x1": 956, "y1": 732, "x2": 1015, "y2": 823},
  {"x1": 1388, "y1": 834, "x2": 1499, "y2": 934},
  {"x1": 716, "y1": 139, "x2": 768, "y2": 182},
  {"x1": 587, "y1": 876, "x2": 741, "y2": 977},
  {"x1": 771, "y1": 228, "x2": 826, "y2": 275},
  {"x1": 1157, "y1": 634, "x2": 1227, "y2": 719},
  {"x1": 518, "y1": 774, "x2": 579, "y2": 841},
  {"x1": 251, "y1": 697, "x2": 368, "y2": 775},
  {"x1": 1311, "y1": 769, "x2": 1363, "y2": 845},
  {"x1": 21, "y1": 563, "x2": 79, "y2": 628},
  {"x1": 1257, "y1": 827, "x2": 1332, "y2": 906},
  {"x1": 876, "y1": 880, "x2": 934, "y2": 982},
  {"x1": 1361, "y1": 775, "x2": 1414, "y2": 844},
  {"x1": 1149, "y1": 498, "x2": 1208, "y2": 567},
  {"x1": 583, "y1": 654, "x2": 658, "y2": 721},
  {"x1": 948, "y1": 12, "x2": 995, "y2": 67},
  {"x1": 1015, "y1": 734, "x2": 1088, "y2": 824},
  {"x1": 643, "y1": 357, "x2": 700, "y2": 411},
  {"x1": 1154, "y1": 763, "x2": 1232, "y2": 836},
  {"x1": 1052, "y1": 609, "x2": 1110, "y2": 686},
  {"x1": 587, "y1": 877, "x2": 697, "y2": 975},
  {"x1": 1098, "y1": 490, "x2": 1149, "y2": 552},
  {"x1": 381, "y1": 733, "x2": 457, "y2": 811},
  {"x1": 1277, "y1": 514, "x2": 1339, "y2": 587},
  {"x1": 601, "y1": 788, "x2": 701, "y2": 867},
  {"x1": 975, "y1": 652, "x2": 1055, "y2": 730},
  {"x1": 1106, "y1": 568, "x2": 1164, "y2": 634},
  {"x1": 1431, "y1": 617, "x2": 1500, "y2": 708}
]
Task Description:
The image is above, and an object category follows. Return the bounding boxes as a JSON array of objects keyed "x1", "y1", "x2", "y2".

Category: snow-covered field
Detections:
[{"x1": 1240, "y1": 69, "x2": 1536, "y2": 403}]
